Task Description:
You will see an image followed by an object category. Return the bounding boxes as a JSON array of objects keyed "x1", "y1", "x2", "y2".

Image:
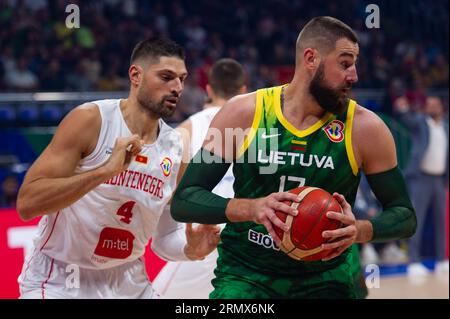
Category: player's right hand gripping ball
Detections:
[{"x1": 274, "y1": 186, "x2": 343, "y2": 261}]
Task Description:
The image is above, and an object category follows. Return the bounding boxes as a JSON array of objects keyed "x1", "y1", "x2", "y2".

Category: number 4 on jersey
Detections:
[{"x1": 116, "y1": 201, "x2": 136, "y2": 224}]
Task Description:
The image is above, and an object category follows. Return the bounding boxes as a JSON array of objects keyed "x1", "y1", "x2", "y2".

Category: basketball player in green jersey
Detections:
[{"x1": 171, "y1": 16, "x2": 416, "y2": 298}]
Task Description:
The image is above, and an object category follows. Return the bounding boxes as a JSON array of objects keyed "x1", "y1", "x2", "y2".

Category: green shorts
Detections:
[{"x1": 210, "y1": 245, "x2": 368, "y2": 299}]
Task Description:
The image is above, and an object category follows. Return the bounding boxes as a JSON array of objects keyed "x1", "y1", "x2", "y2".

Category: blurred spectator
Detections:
[
  {"x1": 21, "y1": 0, "x2": 48, "y2": 12},
  {"x1": 382, "y1": 78, "x2": 406, "y2": 115},
  {"x1": 0, "y1": 174, "x2": 19, "y2": 208},
  {"x1": 40, "y1": 58, "x2": 65, "y2": 91},
  {"x1": 4, "y1": 57, "x2": 38, "y2": 91},
  {"x1": 428, "y1": 54, "x2": 449, "y2": 88},
  {"x1": 0, "y1": 0, "x2": 447, "y2": 93},
  {"x1": 270, "y1": 44, "x2": 291, "y2": 66},
  {"x1": 65, "y1": 60, "x2": 92, "y2": 91},
  {"x1": 394, "y1": 96, "x2": 449, "y2": 277},
  {"x1": 406, "y1": 79, "x2": 428, "y2": 111},
  {"x1": 184, "y1": 16, "x2": 207, "y2": 49},
  {"x1": 81, "y1": 50, "x2": 102, "y2": 87},
  {"x1": 75, "y1": 26, "x2": 96, "y2": 49},
  {"x1": 96, "y1": 66, "x2": 127, "y2": 91},
  {"x1": 0, "y1": 47, "x2": 15, "y2": 74},
  {"x1": 253, "y1": 65, "x2": 278, "y2": 89},
  {"x1": 373, "y1": 54, "x2": 391, "y2": 88}
]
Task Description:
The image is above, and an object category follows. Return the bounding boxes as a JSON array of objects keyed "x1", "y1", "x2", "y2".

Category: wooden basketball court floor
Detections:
[{"x1": 367, "y1": 272, "x2": 449, "y2": 299}]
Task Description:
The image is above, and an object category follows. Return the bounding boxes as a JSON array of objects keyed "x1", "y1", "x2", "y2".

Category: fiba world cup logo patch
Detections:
[
  {"x1": 160, "y1": 157, "x2": 173, "y2": 177},
  {"x1": 323, "y1": 120, "x2": 345, "y2": 143}
]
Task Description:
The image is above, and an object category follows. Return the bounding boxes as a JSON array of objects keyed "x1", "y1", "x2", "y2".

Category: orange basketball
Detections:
[{"x1": 274, "y1": 186, "x2": 343, "y2": 261}]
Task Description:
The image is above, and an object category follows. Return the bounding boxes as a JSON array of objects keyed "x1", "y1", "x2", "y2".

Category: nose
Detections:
[
  {"x1": 171, "y1": 78, "x2": 183, "y2": 95},
  {"x1": 346, "y1": 65, "x2": 358, "y2": 84}
]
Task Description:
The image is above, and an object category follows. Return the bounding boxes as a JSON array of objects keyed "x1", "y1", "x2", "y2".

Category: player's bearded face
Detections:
[
  {"x1": 137, "y1": 76, "x2": 178, "y2": 118},
  {"x1": 309, "y1": 62, "x2": 350, "y2": 115}
]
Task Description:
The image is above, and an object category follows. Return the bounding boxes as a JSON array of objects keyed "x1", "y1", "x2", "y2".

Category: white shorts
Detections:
[
  {"x1": 152, "y1": 249, "x2": 218, "y2": 299},
  {"x1": 18, "y1": 250, "x2": 159, "y2": 299}
]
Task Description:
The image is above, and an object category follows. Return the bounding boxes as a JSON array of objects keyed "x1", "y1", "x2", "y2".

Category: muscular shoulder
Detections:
[
  {"x1": 352, "y1": 104, "x2": 397, "y2": 174},
  {"x1": 210, "y1": 92, "x2": 257, "y2": 131},
  {"x1": 352, "y1": 105, "x2": 389, "y2": 139},
  {"x1": 202, "y1": 92, "x2": 257, "y2": 160},
  {"x1": 55, "y1": 102, "x2": 102, "y2": 157},
  {"x1": 69, "y1": 102, "x2": 101, "y2": 127}
]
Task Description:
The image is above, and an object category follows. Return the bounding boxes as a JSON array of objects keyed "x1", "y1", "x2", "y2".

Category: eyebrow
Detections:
[
  {"x1": 338, "y1": 52, "x2": 357, "y2": 59},
  {"x1": 158, "y1": 69, "x2": 188, "y2": 77}
]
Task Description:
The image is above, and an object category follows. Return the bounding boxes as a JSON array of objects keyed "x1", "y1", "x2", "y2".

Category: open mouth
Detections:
[{"x1": 164, "y1": 97, "x2": 178, "y2": 107}]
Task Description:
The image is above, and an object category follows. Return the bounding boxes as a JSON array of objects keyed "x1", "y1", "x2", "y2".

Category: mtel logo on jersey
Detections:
[
  {"x1": 160, "y1": 157, "x2": 172, "y2": 177},
  {"x1": 94, "y1": 227, "x2": 135, "y2": 259},
  {"x1": 323, "y1": 120, "x2": 345, "y2": 143}
]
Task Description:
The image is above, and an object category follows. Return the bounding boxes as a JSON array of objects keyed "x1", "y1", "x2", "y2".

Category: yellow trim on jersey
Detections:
[
  {"x1": 291, "y1": 140, "x2": 307, "y2": 145},
  {"x1": 345, "y1": 99, "x2": 359, "y2": 176},
  {"x1": 237, "y1": 91, "x2": 263, "y2": 158},
  {"x1": 274, "y1": 86, "x2": 334, "y2": 138}
]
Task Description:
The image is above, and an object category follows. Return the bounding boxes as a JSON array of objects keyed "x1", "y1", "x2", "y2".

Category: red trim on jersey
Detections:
[
  {"x1": 21, "y1": 247, "x2": 37, "y2": 283},
  {"x1": 40, "y1": 211, "x2": 60, "y2": 251},
  {"x1": 291, "y1": 145, "x2": 306, "y2": 151},
  {"x1": 41, "y1": 258, "x2": 54, "y2": 299}
]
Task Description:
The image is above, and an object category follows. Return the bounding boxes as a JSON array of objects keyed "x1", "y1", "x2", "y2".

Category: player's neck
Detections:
[
  {"x1": 429, "y1": 114, "x2": 443, "y2": 124},
  {"x1": 204, "y1": 97, "x2": 227, "y2": 109},
  {"x1": 120, "y1": 98, "x2": 160, "y2": 144},
  {"x1": 283, "y1": 80, "x2": 328, "y2": 124}
]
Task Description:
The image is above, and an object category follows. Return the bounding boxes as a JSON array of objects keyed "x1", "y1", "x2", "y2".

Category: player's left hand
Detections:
[
  {"x1": 320, "y1": 192, "x2": 357, "y2": 261},
  {"x1": 184, "y1": 223, "x2": 221, "y2": 261}
]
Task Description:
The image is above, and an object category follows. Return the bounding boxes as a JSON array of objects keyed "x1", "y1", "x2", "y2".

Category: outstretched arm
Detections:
[
  {"x1": 153, "y1": 120, "x2": 220, "y2": 261},
  {"x1": 151, "y1": 205, "x2": 220, "y2": 261}
]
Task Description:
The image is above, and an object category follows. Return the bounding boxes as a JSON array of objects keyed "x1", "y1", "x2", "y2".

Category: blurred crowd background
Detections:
[
  {"x1": 0, "y1": 0, "x2": 448, "y2": 112},
  {"x1": 0, "y1": 0, "x2": 448, "y2": 269}
]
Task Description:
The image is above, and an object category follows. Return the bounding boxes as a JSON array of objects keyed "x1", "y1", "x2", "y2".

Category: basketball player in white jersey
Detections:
[
  {"x1": 16, "y1": 38, "x2": 220, "y2": 299},
  {"x1": 152, "y1": 59, "x2": 247, "y2": 298}
]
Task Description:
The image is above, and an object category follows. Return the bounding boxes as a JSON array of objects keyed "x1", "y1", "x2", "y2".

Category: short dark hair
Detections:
[
  {"x1": 208, "y1": 58, "x2": 246, "y2": 100},
  {"x1": 296, "y1": 16, "x2": 358, "y2": 58},
  {"x1": 130, "y1": 38, "x2": 185, "y2": 65}
]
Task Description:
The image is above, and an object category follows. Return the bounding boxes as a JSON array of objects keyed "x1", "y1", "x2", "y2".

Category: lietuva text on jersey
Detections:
[
  {"x1": 257, "y1": 150, "x2": 335, "y2": 169},
  {"x1": 219, "y1": 85, "x2": 362, "y2": 276}
]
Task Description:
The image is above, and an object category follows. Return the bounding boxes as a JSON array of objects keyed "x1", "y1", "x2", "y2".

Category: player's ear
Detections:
[
  {"x1": 206, "y1": 84, "x2": 214, "y2": 100},
  {"x1": 129, "y1": 64, "x2": 142, "y2": 87},
  {"x1": 303, "y1": 48, "x2": 319, "y2": 70},
  {"x1": 239, "y1": 85, "x2": 248, "y2": 94}
]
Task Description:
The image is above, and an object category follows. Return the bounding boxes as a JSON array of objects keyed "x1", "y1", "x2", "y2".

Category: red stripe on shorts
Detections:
[
  {"x1": 40, "y1": 211, "x2": 60, "y2": 251},
  {"x1": 41, "y1": 258, "x2": 55, "y2": 299}
]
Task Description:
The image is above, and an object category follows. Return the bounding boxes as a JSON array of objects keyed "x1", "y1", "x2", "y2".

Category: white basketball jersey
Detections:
[
  {"x1": 189, "y1": 107, "x2": 234, "y2": 198},
  {"x1": 33, "y1": 99, "x2": 182, "y2": 269},
  {"x1": 152, "y1": 106, "x2": 233, "y2": 299}
]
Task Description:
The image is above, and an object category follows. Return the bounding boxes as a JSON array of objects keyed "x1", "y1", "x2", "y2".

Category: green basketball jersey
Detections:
[{"x1": 218, "y1": 85, "x2": 361, "y2": 277}]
